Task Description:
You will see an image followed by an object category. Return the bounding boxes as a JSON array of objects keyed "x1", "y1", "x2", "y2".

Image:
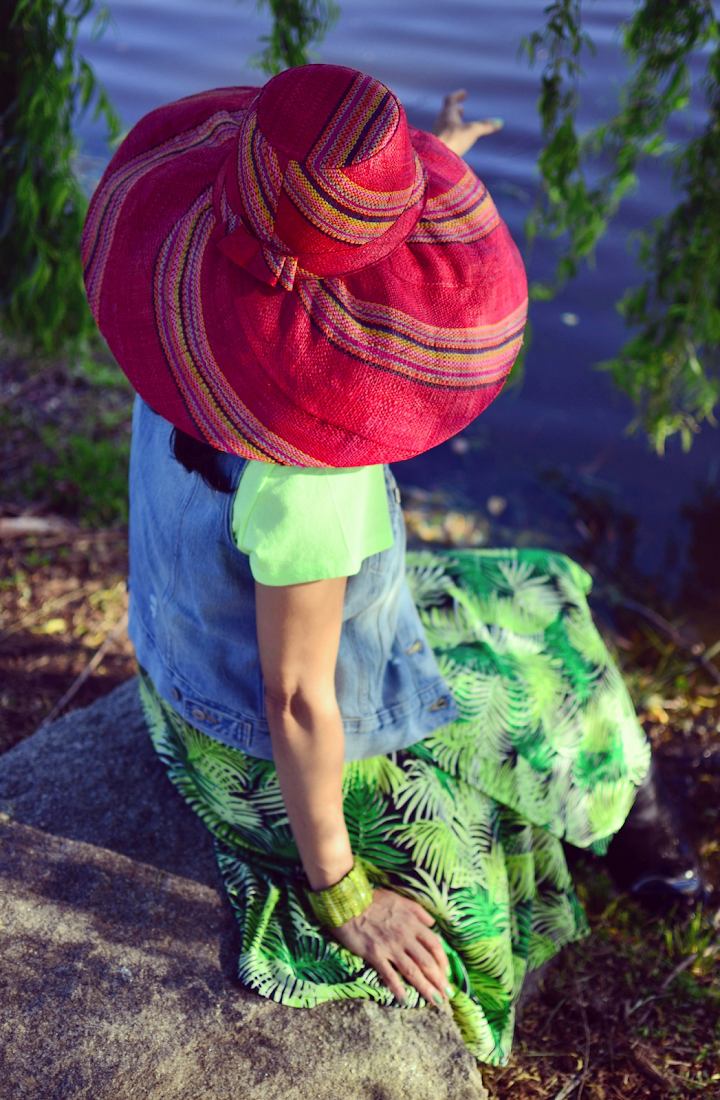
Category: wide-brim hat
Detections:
[{"x1": 82, "y1": 64, "x2": 527, "y2": 466}]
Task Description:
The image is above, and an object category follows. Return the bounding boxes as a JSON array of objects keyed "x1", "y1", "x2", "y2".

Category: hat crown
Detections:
[
  {"x1": 221, "y1": 65, "x2": 425, "y2": 278},
  {"x1": 255, "y1": 64, "x2": 402, "y2": 167}
]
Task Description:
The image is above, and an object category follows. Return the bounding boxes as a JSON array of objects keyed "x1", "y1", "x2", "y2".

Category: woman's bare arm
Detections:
[
  {"x1": 255, "y1": 575, "x2": 353, "y2": 890},
  {"x1": 255, "y1": 576, "x2": 451, "y2": 1006}
]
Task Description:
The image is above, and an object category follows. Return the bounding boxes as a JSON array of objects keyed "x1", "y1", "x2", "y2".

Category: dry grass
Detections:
[
  {"x1": 0, "y1": 529, "x2": 134, "y2": 752},
  {"x1": 484, "y1": 872, "x2": 720, "y2": 1098}
]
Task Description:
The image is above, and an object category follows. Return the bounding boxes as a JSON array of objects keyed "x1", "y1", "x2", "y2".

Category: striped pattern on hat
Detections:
[{"x1": 81, "y1": 70, "x2": 529, "y2": 466}]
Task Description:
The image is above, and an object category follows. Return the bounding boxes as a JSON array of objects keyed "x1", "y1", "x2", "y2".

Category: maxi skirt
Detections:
[{"x1": 138, "y1": 548, "x2": 651, "y2": 1066}]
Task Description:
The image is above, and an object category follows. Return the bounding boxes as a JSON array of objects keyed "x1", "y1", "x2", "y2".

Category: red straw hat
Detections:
[{"x1": 82, "y1": 64, "x2": 528, "y2": 465}]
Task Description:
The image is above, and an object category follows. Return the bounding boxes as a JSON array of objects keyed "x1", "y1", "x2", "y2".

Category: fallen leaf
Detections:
[{"x1": 32, "y1": 618, "x2": 67, "y2": 635}]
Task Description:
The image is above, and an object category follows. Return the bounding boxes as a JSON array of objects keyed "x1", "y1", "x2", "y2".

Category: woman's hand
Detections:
[
  {"x1": 331, "y1": 886, "x2": 451, "y2": 1007},
  {"x1": 432, "y1": 89, "x2": 503, "y2": 157}
]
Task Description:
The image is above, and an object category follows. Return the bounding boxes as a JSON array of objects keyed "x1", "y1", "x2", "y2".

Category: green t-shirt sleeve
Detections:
[{"x1": 231, "y1": 461, "x2": 394, "y2": 586}]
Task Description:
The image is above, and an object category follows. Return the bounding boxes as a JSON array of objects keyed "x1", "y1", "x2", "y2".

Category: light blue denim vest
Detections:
[{"x1": 128, "y1": 396, "x2": 459, "y2": 761}]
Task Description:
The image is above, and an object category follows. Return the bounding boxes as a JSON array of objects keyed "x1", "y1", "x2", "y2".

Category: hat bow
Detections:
[{"x1": 216, "y1": 220, "x2": 301, "y2": 291}]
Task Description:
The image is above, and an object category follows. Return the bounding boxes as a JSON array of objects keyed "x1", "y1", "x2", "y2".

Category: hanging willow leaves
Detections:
[
  {"x1": 0, "y1": 0, "x2": 119, "y2": 353},
  {"x1": 520, "y1": 0, "x2": 720, "y2": 452},
  {"x1": 251, "y1": 0, "x2": 339, "y2": 75}
]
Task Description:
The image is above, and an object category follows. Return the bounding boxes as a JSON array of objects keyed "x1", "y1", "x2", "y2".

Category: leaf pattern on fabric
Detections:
[{"x1": 138, "y1": 547, "x2": 650, "y2": 1066}]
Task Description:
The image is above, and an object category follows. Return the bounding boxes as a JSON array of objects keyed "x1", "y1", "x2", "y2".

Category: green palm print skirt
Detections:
[{"x1": 138, "y1": 548, "x2": 650, "y2": 1066}]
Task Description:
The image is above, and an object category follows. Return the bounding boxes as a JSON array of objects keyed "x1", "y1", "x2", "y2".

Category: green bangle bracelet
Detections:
[{"x1": 306, "y1": 860, "x2": 374, "y2": 928}]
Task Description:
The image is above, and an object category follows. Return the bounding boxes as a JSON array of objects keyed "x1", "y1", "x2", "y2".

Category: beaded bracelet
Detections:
[{"x1": 305, "y1": 860, "x2": 374, "y2": 928}]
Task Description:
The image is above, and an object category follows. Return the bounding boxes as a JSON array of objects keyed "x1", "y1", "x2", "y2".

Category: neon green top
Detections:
[{"x1": 232, "y1": 460, "x2": 394, "y2": 586}]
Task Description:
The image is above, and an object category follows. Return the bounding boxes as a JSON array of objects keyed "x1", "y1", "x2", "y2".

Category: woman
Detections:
[{"x1": 81, "y1": 64, "x2": 687, "y2": 1066}]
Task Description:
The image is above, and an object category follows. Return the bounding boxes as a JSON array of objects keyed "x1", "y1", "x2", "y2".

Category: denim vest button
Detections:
[
  {"x1": 429, "y1": 696, "x2": 449, "y2": 712},
  {"x1": 170, "y1": 687, "x2": 181, "y2": 702},
  {"x1": 191, "y1": 706, "x2": 207, "y2": 721},
  {"x1": 406, "y1": 640, "x2": 423, "y2": 655}
]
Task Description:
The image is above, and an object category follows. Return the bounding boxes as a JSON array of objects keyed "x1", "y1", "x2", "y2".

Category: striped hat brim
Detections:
[{"x1": 82, "y1": 82, "x2": 528, "y2": 466}]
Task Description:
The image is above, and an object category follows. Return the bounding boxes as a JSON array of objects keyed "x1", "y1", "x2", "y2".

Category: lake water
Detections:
[{"x1": 75, "y1": 0, "x2": 720, "y2": 607}]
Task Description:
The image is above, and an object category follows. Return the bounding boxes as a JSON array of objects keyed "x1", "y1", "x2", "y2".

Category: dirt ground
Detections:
[
  {"x1": 0, "y1": 526, "x2": 133, "y2": 752},
  {"x1": 1, "y1": 344, "x2": 136, "y2": 749}
]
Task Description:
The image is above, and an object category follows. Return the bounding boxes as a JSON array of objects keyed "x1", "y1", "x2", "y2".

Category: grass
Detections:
[
  {"x1": 27, "y1": 426, "x2": 131, "y2": 527},
  {"x1": 1, "y1": 335, "x2": 133, "y2": 527},
  {"x1": 483, "y1": 873, "x2": 720, "y2": 1097}
]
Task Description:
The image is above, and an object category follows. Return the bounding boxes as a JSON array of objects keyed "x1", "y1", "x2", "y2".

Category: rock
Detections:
[
  {"x1": 0, "y1": 679, "x2": 217, "y2": 886},
  {"x1": 0, "y1": 820, "x2": 486, "y2": 1100},
  {"x1": 0, "y1": 682, "x2": 487, "y2": 1099}
]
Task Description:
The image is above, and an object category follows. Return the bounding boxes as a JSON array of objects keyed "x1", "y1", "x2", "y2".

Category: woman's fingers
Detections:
[
  {"x1": 395, "y1": 950, "x2": 446, "y2": 1004},
  {"x1": 372, "y1": 956, "x2": 407, "y2": 1005},
  {"x1": 402, "y1": 939, "x2": 449, "y2": 1000},
  {"x1": 378, "y1": 893, "x2": 449, "y2": 998},
  {"x1": 366, "y1": 932, "x2": 449, "y2": 1005},
  {"x1": 400, "y1": 902, "x2": 449, "y2": 978},
  {"x1": 417, "y1": 926, "x2": 450, "y2": 977},
  {"x1": 405, "y1": 897, "x2": 436, "y2": 924}
]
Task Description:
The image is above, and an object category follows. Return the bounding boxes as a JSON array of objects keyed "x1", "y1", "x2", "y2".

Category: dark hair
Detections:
[{"x1": 171, "y1": 427, "x2": 233, "y2": 493}]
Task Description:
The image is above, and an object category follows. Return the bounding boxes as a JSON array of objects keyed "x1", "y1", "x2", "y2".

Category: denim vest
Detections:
[{"x1": 128, "y1": 396, "x2": 458, "y2": 761}]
